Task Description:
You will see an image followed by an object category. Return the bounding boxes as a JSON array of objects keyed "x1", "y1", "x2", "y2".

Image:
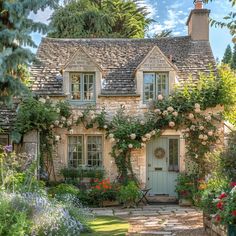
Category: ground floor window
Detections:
[
  {"x1": 0, "y1": 135, "x2": 9, "y2": 146},
  {"x1": 68, "y1": 135, "x2": 103, "y2": 168}
]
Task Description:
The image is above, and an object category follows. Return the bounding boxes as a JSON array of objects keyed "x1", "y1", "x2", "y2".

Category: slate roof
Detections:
[{"x1": 30, "y1": 36, "x2": 215, "y2": 95}]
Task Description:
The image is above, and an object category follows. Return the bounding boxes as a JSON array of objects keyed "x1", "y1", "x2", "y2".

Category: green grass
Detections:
[{"x1": 81, "y1": 215, "x2": 129, "y2": 236}]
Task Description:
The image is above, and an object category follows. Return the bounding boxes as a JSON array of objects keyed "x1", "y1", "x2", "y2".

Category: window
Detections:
[
  {"x1": 0, "y1": 135, "x2": 9, "y2": 146},
  {"x1": 168, "y1": 138, "x2": 179, "y2": 171},
  {"x1": 143, "y1": 72, "x2": 169, "y2": 102},
  {"x1": 68, "y1": 135, "x2": 103, "y2": 168},
  {"x1": 70, "y1": 73, "x2": 95, "y2": 102}
]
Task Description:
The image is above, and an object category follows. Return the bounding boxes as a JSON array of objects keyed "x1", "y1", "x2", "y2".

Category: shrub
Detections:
[
  {"x1": 48, "y1": 183, "x2": 80, "y2": 197},
  {"x1": 118, "y1": 181, "x2": 141, "y2": 208}
]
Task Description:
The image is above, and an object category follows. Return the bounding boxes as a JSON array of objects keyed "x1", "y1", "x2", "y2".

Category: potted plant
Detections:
[
  {"x1": 175, "y1": 173, "x2": 196, "y2": 206},
  {"x1": 214, "y1": 182, "x2": 236, "y2": 236}
]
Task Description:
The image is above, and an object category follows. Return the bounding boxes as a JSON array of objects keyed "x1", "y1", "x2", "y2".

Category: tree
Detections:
[
  {"x1": 203, "y1": 0, "x2": 236, "y2": 42},
  {"x1": 48, "y1": 0, "x2": 152, "y2": 38},
  {"x1": 231, "y1": 43, "x2": 236, "y2": 69},
  {"x1": 222, "y1": 44, "x2": 232, "y2": 64},
  {"x1": 154, "y1": 30, "x2": 172, "y2": 38},
  {"x1": 0, "y1": 0, "x2": 59, "y2": 104}
]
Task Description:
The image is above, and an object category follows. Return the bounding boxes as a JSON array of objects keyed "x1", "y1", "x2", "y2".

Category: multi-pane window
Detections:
[
  {"x1": 0, "y1": 135, "x2": 9, "y2": 146},
  {"x1": 144, "y1": 72, "x2": 169, "y2": 101},
  {"x1": 68, "y1": 135, "x2": 103, "y2": 168},
  {"x1": 168, "y1": 138, "x2": 179, "y2": 171},
  {"x1": 70, "y1": 73, "x2": 95, "y2": 102}
]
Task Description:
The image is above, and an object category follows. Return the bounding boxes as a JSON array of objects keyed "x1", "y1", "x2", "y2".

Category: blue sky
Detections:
[{"x1": 30, "y1": 0, "x2": 234, "y2": 60}]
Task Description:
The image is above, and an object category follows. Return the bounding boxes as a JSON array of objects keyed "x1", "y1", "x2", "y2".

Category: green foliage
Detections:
[
  {"x1": 222, "y1": 44, "x2": 232, "y2": 64},
  {"x1": 48, "y1": 0, "x2": 152, "y2": 38},
  {"x1": 231, "y1": 43, "x2": 236, "y2": 69},
  {"x1": 118, "y1": 181, "x2": 141, "y2": 207},
  {"x1": 0, "y1": 0, "x2": 59, "y2": 104},
  {"x1": 48, "y1": 183, "x2": 80, "y2": 197}
]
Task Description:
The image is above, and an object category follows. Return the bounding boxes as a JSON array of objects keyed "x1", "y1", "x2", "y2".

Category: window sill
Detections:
[{"x1": 68, "y1": 100, "x2": 96, "y2": 106}]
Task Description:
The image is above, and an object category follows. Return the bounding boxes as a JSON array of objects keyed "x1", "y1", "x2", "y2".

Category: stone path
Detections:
[{"x1": 91, "y1": 205, "x2": 207, "y2": 236}]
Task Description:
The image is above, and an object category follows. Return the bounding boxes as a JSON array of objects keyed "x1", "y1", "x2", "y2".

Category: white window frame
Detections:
[{"x1": 67, "y1": 135, "x2": 103, "y2": 168}]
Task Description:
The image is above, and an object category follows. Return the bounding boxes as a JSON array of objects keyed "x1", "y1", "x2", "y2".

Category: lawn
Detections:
[{"x1": 82, "y1": 215, "x2": 129, "y2": 236}]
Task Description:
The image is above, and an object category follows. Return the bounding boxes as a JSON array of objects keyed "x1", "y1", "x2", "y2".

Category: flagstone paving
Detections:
[{"x1": 91, "y1": 205, "x2": 207, "y2": 236}]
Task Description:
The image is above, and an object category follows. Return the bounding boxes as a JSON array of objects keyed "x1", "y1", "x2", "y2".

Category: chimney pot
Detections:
[{"x1": 194, "y1": 0, "x2": 203, "y2": 9}]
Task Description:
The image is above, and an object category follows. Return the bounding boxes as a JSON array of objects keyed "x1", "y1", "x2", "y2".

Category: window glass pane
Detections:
[
  {"x1": 169, "y1": 139, "x2": 179, "y2": 171},
  {"x1": 157, "y1": 74, "x2": 168, "y2": 96},
  {"x1": 68, "y1": 136, "x2": 83, "y2": 168},
  {"x1": 71, "y1": 73, "x2": 81, "y2": 100},
  {"x1": 84, "y1": 74, "x2": 95, "y2": 101},
  {"x1": 0, "y1": 135, "x2": 8, "y2": 146},
  {"x1": 144, "y1": 73, "x2": 155, "y2": 101},
  {"x1": 87, "y1": 136, "x2": 102, "y2": 167}
]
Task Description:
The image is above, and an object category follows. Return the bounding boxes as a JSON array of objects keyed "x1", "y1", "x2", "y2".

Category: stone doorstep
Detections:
[{"x1": 140, "y1": 231, "x2": 173, "y2": 235}]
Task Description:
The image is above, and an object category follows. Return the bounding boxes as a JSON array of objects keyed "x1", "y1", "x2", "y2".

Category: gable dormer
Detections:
[
  {"x1": 134, "y1": 46, "x2": 178, "y2": 103},
  {"x1": 63, "y1": 47, "x2": 103, "y2": 104}
]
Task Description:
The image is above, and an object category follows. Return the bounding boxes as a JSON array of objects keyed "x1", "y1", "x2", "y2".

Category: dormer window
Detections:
[
  {"x1": 143, "y1": 72, "x2": 169, "y2": 102},
  {"x1": 70, "y1": 72, "x2": 95, "y2": 102}
]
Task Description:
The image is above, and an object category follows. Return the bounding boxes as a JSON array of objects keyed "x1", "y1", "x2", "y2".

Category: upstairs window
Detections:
[
  {"x1": 70, "y1": 73, "x2": 95, "y2": 102},
  {"x1": 143, "y1": 72, "x2": 169, "y2": 102}
]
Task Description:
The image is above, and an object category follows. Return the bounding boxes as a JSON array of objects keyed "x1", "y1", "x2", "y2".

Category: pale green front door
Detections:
[{"x1": 147, "y1": 136, "x2": 179, "y2": 197}]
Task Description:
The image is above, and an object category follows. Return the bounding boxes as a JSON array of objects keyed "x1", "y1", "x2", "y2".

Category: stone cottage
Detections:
[{"x1": 1, "y1": 1, "x2": 220, "y2": 197}]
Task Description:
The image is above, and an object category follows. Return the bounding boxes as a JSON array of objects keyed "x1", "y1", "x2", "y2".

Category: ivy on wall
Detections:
[{"x1": 12, "y1": 66, "x2": 236, "y2": 182}]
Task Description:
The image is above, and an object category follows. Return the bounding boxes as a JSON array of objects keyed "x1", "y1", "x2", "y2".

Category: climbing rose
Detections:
[
  {"x1": 201, "y1": 141, "x2": 207, "y2": 145},
  {"x1": 188, "y1": 113, "x2": 194, "y2": 119},
  {"x1": 142, "y1": 137, "x2": 147, "y2": 142},
  {"x1": 199, "y1": 134, "x2": 204, "y2": 140},
  {"x1": 140, "y1": 120, "x2": 145, "y2": 125},
  {"x1": 167, "y1": 106, "x2": 174, "y2": 112},
  {"x1": 199, "y1": 126, "x2": 204, "y2": 130},
  {"x1": 205, "y1": 115, "x2": 211, "y2": 121},
  {"x1": 194, "y1": 108, "x2": 201, "y2": 113},
  {"x1": 203, "y1": 135, "x2": 208, "y2": 141},
  {"x1": 151, "y1": 130, "x2": 156, "y2": 136},
  {"x1": 108, "y1": 133, "x2": 114, "y2": 139},
  {"x1": 145, "y1": 133, "x2": 151, "y2": 139},
  {"x1": 169, "y1": 121, "x2": 175, "y2": 128},
  {"x1": 141, "y1": 143, "x2": 146, "y2": 148},
  {"x1": 230, "y1": 182, "x2": 236, "y2": 188},
  {"x1": 154, "y1": 109, "x2": 161, "y2": 114},
  {"x1": 128, "y1": 144, "x2": 133, "y2": 149},
  {"x1": 157, "y1": 94, "x2": 163, "y2": 100},
  {"x1": 208, "y1": 131, "x2": 213, "y2": 136},
  {"x1": 173, "y1": 111, "x2": 178, "y2": 117},
  {"x1": 162, "y1": 110, "x2": 168, "y2": 116},
  {"x1": 215, "y1": 215, "x2": 221, "y2": 223},
  {"x1": 232, "y1": 210, "x2": 236, "y2": 217},
  {"x1": 110, "y1": 138, "x2": 115, "y2": 143},
  {"x1": 130, "y1": 134, "x2": 136, "y2": 140},
  {"x1": 39, "y1": 98, "x2": 46, "y2": 104},
  {"x1": 103, "y1": 125, "x2": 108, "y2": 129},
  {"x1": 190, "y1": 125, "x2": 195, "y2": 130},
  {"x1": 195, "y1": 103, "x2": 200, "y2": 109}
]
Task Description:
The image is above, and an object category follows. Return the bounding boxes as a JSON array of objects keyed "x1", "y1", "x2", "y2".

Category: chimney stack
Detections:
[{"x1": 186, "y1": 0, "x2": 210, "y2": 41}]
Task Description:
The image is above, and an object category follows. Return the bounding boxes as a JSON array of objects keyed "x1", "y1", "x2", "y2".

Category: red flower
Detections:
[
  {"x1": 232, "y1": 210, "x2": 236, "y2": 217},
  {"x1": 230, "y1": 182, "x2": 236, "y2": 188},
  {"x1": 215, "y1": 214, "x2": 221, "y2": 223},
  {"x1": 218, "y1": 193, "x2": 227, "y2": 200},
  {"x1": 216, "y1": 201, "x2": 224, "y2": 210}
]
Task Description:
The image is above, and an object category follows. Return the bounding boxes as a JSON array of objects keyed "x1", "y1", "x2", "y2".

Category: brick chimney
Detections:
[{"x1": 186, "y1": 0, "x2": 210, "y2": 41}]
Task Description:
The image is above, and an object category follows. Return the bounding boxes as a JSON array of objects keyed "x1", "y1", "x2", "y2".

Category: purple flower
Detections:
[{"x1": 4, "y1": 145, "x2": 13, "y2": 152}]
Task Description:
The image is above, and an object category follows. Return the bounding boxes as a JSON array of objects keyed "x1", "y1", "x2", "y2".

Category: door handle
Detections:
[{"x1": 155, "y1": 167, "x2": 163, "y2": 171}]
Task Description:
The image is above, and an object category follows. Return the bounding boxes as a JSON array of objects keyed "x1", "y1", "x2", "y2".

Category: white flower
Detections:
[
  {"x1": 39, "y1": 98, "x2": 46, "y2": 104},
  {"x1": 141, "y1": 143, "x2": 146, "y2": 148},
  {"x1": 142, "y1": 137, "x2": 147, "y2": 142},
  {"x1": 108, "y1": 133, "x2": 114, "y2": 139},
  {"x1": 130, "y1": 133, "x2": 136, "y2": 140},
  {"x1": 140, "y1": 120, "x2": 145, "y2": 125},
  {"x1": 77, "y1": 111, "x2": 83, "y2": 118},
  {"x1": 190, "y1": 125, "x2": 195, "y2": 130},
  {"x1": 55, "y1": 135, "x2": 60, "y2": 142},
  {"x1": 89, "y1": 110, "x2": 95, "y2": 115},
  {"x1": 54, "y1": 120, "x2": 60, "y2": 126},
  {"x1": 167, "y1": 106, "x2": 174, "y2": 112},
  {"x1": 157, "y1": 94, "x2": 163, "y2": 100},
  {"x1": 199, "y1": 134, "x2": 204, "y2": 140},
  {"x1": 154, "y1": 109, "x2": 161, "y2": 114},
  {"x1": 173, "y1": 111, "x2": 178, "y2": 117},
  {"x1": 151, "y1": 130, "x2": 156, "y2": 136},
  {"x1": 169, "y1": 121, "x2": 175, "y2": 128},
  {"x1": 185, "y1": 133, "x2": 189, "y2": 138},
  {"x1": 199, "y1": 126, "x2": 204, "y2": 130},
  {"x1": 216, "y1": 139, "x2": 221, "y2": 144},
  {"x1": 50, "y1": 124, "x2": 54, "y2": 129},
  {"x1": 46, "y1": 96, "x2": 50, "y2": 100},
  {"x1": 195, "y1": 103, "x2": 200, "y2": 109},
  {"x1": 145, "y1": 133, "x2": 151, "y2": 139},
  {"x1": 185, "y1": 128, "x2": 190, "y2": 132},
  {"x1": 128, "y1": 144, "x2": 133, "y2": 149},
  {"x1": 110, "y1": 138, "x2": 115, "y2": 143},
  {"x1": 148, "y1": 98, "x2": 153, "y2": 102},
  {"x1": 208, "y1": 131, "x2": 213, "y2": 136},
  {"x1": 188, "y1": 113, "x2": 194, "y2": 119},
  {"x1": 205, "y1": 115, "x2": 211, "y2": 121},
  {"x1": 59, "y1": 124, "x2": 63, "y2": 128},
  {"x1": 202, "y1": 141, "x2": 207, "y2": 145},
  {"x1": 103, "y1": 125, "x2": 108, "y2": 129},
  {"x1": 162, "y1": 110, "x2": 168, "y2": 116},
  {"x1": 203, "y1": 135, "x2": 208, "y2": 141},
  {"x1": 69, "y1": 129, "x2": 74, "y2": 134},
  {"x1": 56, "y1": 108, "x2": 60, "y2": 113},
  {"x1": 67, "y1": 121, "x2": 72, "y2": 126},
  {"x1": 61, "y1": 116, "x2": 66, "y2": 122},
  {"x1": 194, "y1": 108, "x2": 201, "y2": 113}
]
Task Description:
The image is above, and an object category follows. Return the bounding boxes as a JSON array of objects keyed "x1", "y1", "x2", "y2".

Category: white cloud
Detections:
[
  {"x1": 138, "y1": 0, "x2": 158, "y2": 18},
  {"x1": 29, "y1": 7, "x2": 53, "y2": 25}
]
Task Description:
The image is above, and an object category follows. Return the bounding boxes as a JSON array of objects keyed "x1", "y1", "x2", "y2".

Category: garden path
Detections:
[{"x1": 91, "y1": 204, "x2": 207, "y2": 236}]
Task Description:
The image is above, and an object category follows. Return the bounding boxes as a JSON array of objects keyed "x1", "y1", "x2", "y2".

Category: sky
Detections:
[{"x1": 30, "y1": 0, "x2": 235, "y2": 60}]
